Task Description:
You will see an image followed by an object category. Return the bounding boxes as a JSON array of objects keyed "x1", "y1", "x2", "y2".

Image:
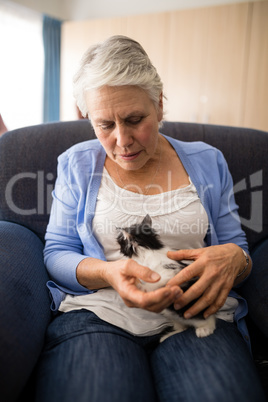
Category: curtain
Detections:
[{"x1": 43, "y1": 15, "x2": 62, "y2": 123}]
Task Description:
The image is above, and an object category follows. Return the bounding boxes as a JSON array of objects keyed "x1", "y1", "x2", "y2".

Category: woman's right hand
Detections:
[{"x1": 76, "y1": 257, "x2": 182, "y2": 313}]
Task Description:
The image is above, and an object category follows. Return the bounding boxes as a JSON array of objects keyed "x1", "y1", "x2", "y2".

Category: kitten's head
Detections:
[{"x1": 116, "y1": 214, "x2": 164, "y2": 258}]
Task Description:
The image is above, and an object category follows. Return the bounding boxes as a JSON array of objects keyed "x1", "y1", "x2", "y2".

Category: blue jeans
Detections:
[{"x1": 34, "y1": 310, "x2": 265, "y2": 402}]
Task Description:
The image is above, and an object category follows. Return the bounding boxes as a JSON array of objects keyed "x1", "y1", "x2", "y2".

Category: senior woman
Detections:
[{"x1": 35, "y1": 36, "x2": 265, "y2": 402}]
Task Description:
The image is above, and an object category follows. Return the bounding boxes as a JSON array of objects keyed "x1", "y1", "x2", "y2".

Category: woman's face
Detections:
[{"x1": 85, "y1": 85, "x2": 163, "y2": 171}]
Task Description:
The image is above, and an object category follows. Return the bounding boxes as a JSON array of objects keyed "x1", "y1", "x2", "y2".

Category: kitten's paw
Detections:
[{"x1": 195, "y1": 326, "x2": 215, "y2": 338}]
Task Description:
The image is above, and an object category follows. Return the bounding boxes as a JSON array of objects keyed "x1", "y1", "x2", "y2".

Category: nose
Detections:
[{"x1": 115, "y1": 124, "x2": 134, "y2": 148}]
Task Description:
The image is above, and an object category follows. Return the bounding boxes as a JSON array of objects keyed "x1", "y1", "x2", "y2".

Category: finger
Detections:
[
  {"x1": 124, "y1": 285, "x2": 182, "y2": 313},
  {"x1": 144, "y1": 286, "x2": 183, "y2": 313},
  {"x1": 122, "y1": 282, "x2": 166, "y2": 307},
  {"x1": 172, "y1": 273, "x2": 213, "y2": 312},
  {"x1": 125, "y1": 260, "x2": 161, "y2": 283},
  {"x1": 202, "y1": 288, "x2": 230, "y2": 318},
  {"x1": 176, "y1": 282, "x2": 229, "y2": 319},
  {"x1": 167, "y1": 249, "x2": 201, "y2": 261},
  {"x1": 166, "y1": 260, "x2": 202, "y2": 288},
  {"x1": 134, "y1": 286, "x2": 181, "y2": 312}
]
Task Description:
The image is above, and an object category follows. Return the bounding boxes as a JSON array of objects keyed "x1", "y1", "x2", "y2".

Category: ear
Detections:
[
  {"x1": 157, "y1": 92, "x2": 163, "y2": 122},
  {"x1": 142, "y1": 214, "x2": 152, "y2": 226}
]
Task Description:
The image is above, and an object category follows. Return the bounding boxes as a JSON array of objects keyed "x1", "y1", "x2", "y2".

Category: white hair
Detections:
[{"x1": 73, "y1": 35, "x2": 165, "y2": 120}]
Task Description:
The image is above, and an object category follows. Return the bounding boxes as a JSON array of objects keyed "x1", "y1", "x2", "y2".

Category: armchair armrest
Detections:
[{"x1": 0, "y1": 222, "x2": 51, "y2": 401}]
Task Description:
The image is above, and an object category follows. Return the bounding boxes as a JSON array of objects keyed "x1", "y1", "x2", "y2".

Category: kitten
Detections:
[{"x1": 116, "y1": 214, "x2": 216, "y2": 341}]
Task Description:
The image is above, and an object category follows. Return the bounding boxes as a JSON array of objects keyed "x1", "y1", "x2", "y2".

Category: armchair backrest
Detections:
[
  {"x1": 0, "y1": 120, "x2": 93, "y2": 241},
  {"x1": 0, "y1": 120, "x2": 267, "y2": 251}
]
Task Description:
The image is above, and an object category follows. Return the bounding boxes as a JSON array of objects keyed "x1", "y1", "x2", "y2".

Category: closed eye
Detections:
[
  {"x1": 98, "y1": 122, "x2": 115, "y2": 131},
  {"x1": 126, "y1": 116, "x2": 143, "y2": 125},
  {"x1": 97, "y1": 116, "x2": 144, "y2": 131}
]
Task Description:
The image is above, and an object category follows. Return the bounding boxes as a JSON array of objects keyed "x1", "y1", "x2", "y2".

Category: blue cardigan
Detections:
[{"x1": 44, "y1": 135, "x2": 250, "y2": 348}]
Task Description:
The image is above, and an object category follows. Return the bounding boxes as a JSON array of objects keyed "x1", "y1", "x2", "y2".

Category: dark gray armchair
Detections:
[{"x1": 0, "y1": 120, "x2": 267, "y2": 401}]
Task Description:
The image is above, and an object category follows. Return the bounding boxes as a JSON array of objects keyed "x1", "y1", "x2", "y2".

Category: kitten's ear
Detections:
[
  {"x1": 116, "y1": 227, "x2": 129, "y2": 241},
  {"x1": 142, "y1": 214, "x2": 152, "y2": 226},
  {"x1": 116, "y1": 227, "x2": 137, "y2": 258}
]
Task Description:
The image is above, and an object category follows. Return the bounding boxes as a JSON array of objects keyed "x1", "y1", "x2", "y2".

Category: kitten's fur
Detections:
[{"x1": 116, "y1": 215, "x2": 216, "y2": 341}]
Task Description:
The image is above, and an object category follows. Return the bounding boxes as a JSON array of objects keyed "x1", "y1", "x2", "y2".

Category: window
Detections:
[{"x1": 0, "y1": 1, "x2": 44, "y2": 131}]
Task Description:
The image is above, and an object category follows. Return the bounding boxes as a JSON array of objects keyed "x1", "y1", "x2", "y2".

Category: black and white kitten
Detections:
[{"x1": 116, "y1": 214, "x2": 216, "y2": 341}]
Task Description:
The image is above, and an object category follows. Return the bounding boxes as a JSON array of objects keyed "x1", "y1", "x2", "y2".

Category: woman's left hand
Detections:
[{"x1": 166, "y1": 243, "x2": 251, "y2": 319}]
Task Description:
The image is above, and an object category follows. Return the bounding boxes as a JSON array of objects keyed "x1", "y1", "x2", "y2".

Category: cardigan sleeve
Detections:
[
  {"x1": 210, "y1": 149, "x2": 248, "y2": 253},
  {"x1": 44, "y1": 151, "x2": 90, "y2": 293},
  {"x1": 44, "y1": 140, "x2": 106, "y2": 298}
]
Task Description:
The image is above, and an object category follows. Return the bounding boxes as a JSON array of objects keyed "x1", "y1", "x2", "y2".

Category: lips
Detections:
[{"x1": 119, "y1": 151, "x2": 142, "y2": 161}]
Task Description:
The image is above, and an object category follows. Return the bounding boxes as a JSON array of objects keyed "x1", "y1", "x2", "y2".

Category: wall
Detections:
[{"x1": 60, "y1": 1, "x2": 268, "y2": 131}]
